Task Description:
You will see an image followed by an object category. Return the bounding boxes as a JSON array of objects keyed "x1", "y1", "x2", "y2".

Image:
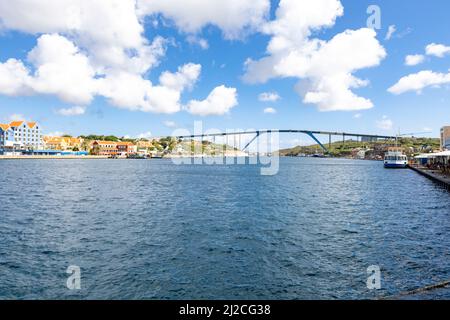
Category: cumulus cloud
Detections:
[
  {"x1": 137, "y1": 0, "x2": 270, "y2": 39},
  {"x1": 0, "y1": 0, "x2": 164, "y2": 73},
  {"x1": 243, "y1": 0, "x2": 386, "y2": 112},
  {"x1": 137, "y1": 131, "x2": 153, "y2": 139},
  {"x1": 405, "y1": 54, "x2": 425, "y2": 66},
  {"x1": 263, "y1": 107, "x2": 277, "y2": 114},
  {"x1": 426, "y1": 43, "x2": 450, "y2": 58},
  {"x1": 97, "y1": 63, "x2": 201, "y2": 114},
  {"x1": 388, "y1": 70, "x2": 450, "y2": 95},
  {"x1": 0, "y1": 58, "x2": 31, "y2": 96},
  {"x1": 258, "y1": 92, "x2": 280, "y2": 102},
  {"x1": 186, "y1": 35, "x2": 209, "y2": 50},
  {"x1": 0, "y1": 0, "x2": 238, "y2": 115},
  {"x1": 159, "y1": 63, "x2": 201, "y2": 92},
  {"x1": 185, "y1": 85, "x2": 238, "y2": 116},
  {"x1": 376, "y1": 116, "x2": 393, "y2": 131},
  {"x1": 56, "y1": 105, "x2": 86, "y2": 116}
]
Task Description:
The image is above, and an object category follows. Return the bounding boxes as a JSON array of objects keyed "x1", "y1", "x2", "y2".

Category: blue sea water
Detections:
[{"x1": 0, "y1": 157, "x2": 449, "y2": 299}]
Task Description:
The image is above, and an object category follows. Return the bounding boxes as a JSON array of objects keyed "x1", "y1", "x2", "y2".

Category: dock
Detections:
[{"x1": 408, "y1": 165, "x2": 450, "y2": 190}]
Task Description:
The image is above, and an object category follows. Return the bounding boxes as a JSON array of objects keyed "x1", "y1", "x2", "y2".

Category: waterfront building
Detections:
[
  {"x1": 92, "y1": 141, "x2": 118, "y2": 156},
  {"x1": 0, "y1": 123, "x2": 16, "y2": 153},
  {"x1": 0, "y1": 121, "x2": 43, "y2": 151},
  {"x1": 43, "y1": 136, "x2": 83, "y2": 151},
  {"x1": 441, "y1": 126, "x2": 450, "y2": 150},
  {"x1": 136, "y1": 140, "x2": 154, "y2": 149},
  {"x1": 116, "y1": 142, "x2": 137, "y2": 157}
]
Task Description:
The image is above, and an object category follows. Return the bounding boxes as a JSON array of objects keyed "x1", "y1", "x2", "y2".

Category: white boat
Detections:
[{"x1": 384, "y1": 151, "x2": 408, "y2": 168}]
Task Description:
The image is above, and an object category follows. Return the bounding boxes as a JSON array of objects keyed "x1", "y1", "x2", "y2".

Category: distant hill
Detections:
[{"x1": 277, "y1": 137, "x2": 440, "y2": 158}]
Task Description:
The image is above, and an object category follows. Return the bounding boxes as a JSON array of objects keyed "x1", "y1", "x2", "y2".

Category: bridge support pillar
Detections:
[{"x1": 305, "y1": 131, "x2": 329, "y2": 154}]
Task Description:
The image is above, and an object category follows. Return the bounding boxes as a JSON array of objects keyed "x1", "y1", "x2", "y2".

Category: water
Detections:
[{"x1": 0, "y1": 158, "x2": 449, "y2": 300}]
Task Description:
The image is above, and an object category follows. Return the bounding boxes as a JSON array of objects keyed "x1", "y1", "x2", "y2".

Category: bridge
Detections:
[{"x1": 173, "y1": 130, "x2": 398, "y2": 154}]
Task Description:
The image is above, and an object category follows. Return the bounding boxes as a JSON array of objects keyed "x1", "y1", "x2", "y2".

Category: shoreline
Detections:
[
  {"x1": 408, "y1": 165, "x2": 450, "y2": 190},
  {"x1": 0, "y1": 155, "x2": 109, "y2": 160}
]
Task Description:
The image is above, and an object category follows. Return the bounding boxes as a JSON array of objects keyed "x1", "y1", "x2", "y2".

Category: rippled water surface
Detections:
[{"x1": 0, "y1": 158, "x2": 449, "y2": 299}]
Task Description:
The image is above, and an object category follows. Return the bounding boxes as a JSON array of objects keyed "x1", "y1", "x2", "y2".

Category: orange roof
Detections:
[
  {"x1": 9, "y1": 121, "x2": 24, "y2": 127},
  {"x1": 116, "y1": 142, "x2": 135, "y2": 146},
  {"x1": 0, "y1": 123, "x2": 10, "y2": 131},
  {"x1": 8, "y1": 120, "x2": 38, "y2": 128}
]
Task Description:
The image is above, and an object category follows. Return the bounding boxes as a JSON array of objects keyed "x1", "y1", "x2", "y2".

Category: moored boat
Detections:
[{"x1": 384, "y1": 151, "x2": 408, "y2": 168}]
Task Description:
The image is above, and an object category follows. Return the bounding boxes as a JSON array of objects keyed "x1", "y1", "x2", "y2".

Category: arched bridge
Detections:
[{"x1": 174, "y1": 130, "x2": 398, "y2": 154}]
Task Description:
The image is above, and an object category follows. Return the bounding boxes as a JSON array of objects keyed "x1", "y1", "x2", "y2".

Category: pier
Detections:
[{"x1": 408, "y1": 165, "x2": 450, "y2": 190}]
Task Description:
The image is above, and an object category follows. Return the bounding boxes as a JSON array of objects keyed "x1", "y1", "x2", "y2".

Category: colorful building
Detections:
[
  {"x1": 116, "y1": 142, "x2": 137, "y2": 157},
  {"x1": 136, "y1": 140, "x2": 154, "y2": 149},
  {"x1": 440, "y1": 126, "x2": 450, "y2": 150},
  {"x1": 92, "y1": 141, "x2": 118, "y2": 156},
  {"x1": 43, "y1": 136, "x2": 83, "y2": 151},
  {"x1": 0, "y1": 123, "x2": 15, "y2": 151},
  {"x1": 0, "y1": 121, "x2": 43, "y2": 152}
]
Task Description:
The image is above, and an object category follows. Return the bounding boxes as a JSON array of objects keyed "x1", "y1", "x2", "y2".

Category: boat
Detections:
[{"x1": 384, "y1": 151, "x2": 408, "y2": 168}]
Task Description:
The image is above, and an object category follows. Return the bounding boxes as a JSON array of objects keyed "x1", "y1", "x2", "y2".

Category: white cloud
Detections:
[
  {"x1": 29, "y1": 34, "x2": 97, "y2": 105},
  {"x1": 45, "y1": 131, "x2": 64, "y2": 137},
  {"x1": 8, "y1": 114, "x2": 27, "y2": 121},
  {"x1": 186, "y1": 85, "x2": 238, "y2": 116},
  {"x1": 0, "y1": 1, "x2": 238, "y2": 116},
  {"x1": 385, "y1": 25, "x2": 396, "y2": 40},
  {"x1": 353, "y1": 113, "x2": 362, "y2": 119},
  {"x1": 0, "y1": 59, "x2": 31, "y2": 96},
  {"x1": 0, "y1": 34, "x2": 98, "y2": 105},
  {"x1": 137, "y1": 0, "x2": 270, "y2": 39},
  {"x1": 426, "y1": 43, "x2": 450, "y2": 58},
  {"x1": 186, "y1": 35, "x2": 209, "y2": 50},
  {"x1": 388, "y1": 70, "x2": 450, "y2": 95},
  {"x1": 376, "y1": 116, "x2": 393, "y2": 131},
  {"x1": 263, "y1": 107, "x2": 277, "y2": 114},
  {"x1": 163, "y1": 120, "x2": 177, "y2": 128},
  {"x1": 137, "y1": 131, "x2": 153, "y2": 139},
  {"x1": 243, "y1": 0, "x2": 386, "y2": 112},
  {"x1": 405, "y1": 54, "x2": 425, "y2": 66},
  {"x1": 0, "y1": 0, "x2": 164, "y2": 73},
  {"x1": 56, "y1": 106, "x2": 86, "y2": 116},
  {"x1": 159, "y1": 63, "x2": 201, "y2": 92},
  {"x1": 258, "y1": 92, "x2": 280, "y2": 102}
]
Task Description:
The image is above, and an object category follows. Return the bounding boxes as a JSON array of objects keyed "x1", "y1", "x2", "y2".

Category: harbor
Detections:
[{"x1": 1, "y1": 157, "x2": 449, "y2": 300}]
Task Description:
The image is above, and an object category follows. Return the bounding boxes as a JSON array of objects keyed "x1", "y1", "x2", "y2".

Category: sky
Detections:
[{"x1": 0, "y1": 0, "x2": 449, "y2": 147}]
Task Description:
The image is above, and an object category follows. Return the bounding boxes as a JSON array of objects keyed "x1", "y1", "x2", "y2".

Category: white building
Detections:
[{"x1": 0, "y1": 121, "x2": 43, "y2": 150}]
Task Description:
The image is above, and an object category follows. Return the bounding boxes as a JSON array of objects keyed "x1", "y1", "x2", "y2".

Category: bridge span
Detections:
[{"x1": 173, "y1": 130, "x2": 398, "y2": 154}]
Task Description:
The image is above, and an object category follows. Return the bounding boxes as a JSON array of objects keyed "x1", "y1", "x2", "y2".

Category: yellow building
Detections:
[
  {"x1": 136, "y1": 140, "x2": 154, "y2": 149},
  {"x1": 91, "y1": 141, "x2": 118, "y2": 156},
  {"x1": 43, "y1": 136, "x2": 83, "y2": 151}
]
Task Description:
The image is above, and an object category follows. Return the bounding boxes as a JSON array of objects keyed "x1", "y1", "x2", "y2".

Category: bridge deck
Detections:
[{"x1": 174, "y1": 129, "x2": 397, "y2": 140}]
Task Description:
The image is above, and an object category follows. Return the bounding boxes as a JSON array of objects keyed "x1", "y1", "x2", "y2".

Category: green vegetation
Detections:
[
  {"x1": 278, "y1": 137, "x2": 440, "y2": 157},
  {"x1": 79, "y1": 135, "x2": 120, "y2": 142}
]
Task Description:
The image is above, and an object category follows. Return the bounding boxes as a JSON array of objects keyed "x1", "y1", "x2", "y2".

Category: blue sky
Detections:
[{"x1": 0, "y1": 0, "x2": 449, "y2": 147}]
